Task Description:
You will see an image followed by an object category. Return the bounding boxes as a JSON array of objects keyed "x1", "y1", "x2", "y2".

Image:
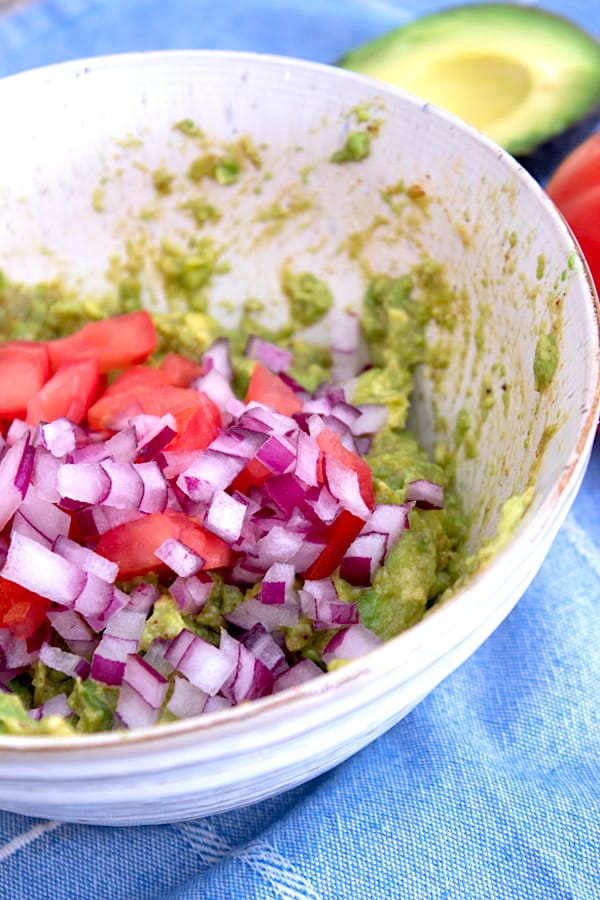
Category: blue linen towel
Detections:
[{"x1": 0, "y1": 2, "x2": 599, "y2": 898}]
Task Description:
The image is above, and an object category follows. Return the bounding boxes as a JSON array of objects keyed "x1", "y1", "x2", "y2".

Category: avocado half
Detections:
[{"x1": 338, "y1": 3, "x2": 600, "y2": 157}]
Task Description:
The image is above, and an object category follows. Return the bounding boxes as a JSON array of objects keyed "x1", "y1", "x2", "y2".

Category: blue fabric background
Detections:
[{"x1": 0, "y1": 2, "x2": 599, "y2": 898}]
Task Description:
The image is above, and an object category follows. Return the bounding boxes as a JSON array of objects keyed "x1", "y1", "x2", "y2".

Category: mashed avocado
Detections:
[{"x1": 0, "y1": 252, "x2": 471, "y2": 735}]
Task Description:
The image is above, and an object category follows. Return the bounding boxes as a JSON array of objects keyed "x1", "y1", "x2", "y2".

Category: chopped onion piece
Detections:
[
  {"x1": 405, "y1": 478, "x2": 444, "y2": 510},
  {"x1": 169, "y1": 573, "x2": 213, "y2": 614},
  {"x1": 219, "y1": 630, "x2": 274, "y2": 703},
  {"x1": 39, "y1": 642, "x2": 90, "y2": 680},
  {"x1": 155, "y1": 537, "x2": 205, "y2": 577},
  {"x1": 339, "y1": 532, "x2": 387, "y2": 586},
  {"x1": 165, "y1": 629, "x2": 235, "y2": 695},
  {"x1": 39, "y1": 418, "x2": 77, "y2": 457},
  {"x1": 0, "y1": 434, "x2": 32, "y2": 530},
  {"x1": 322, "y1": 623, "x2": 383, "y2": 664},
  {"x1": 53, "y1": 534, "x2": 118, "y2": 583},
  {"x1": 273, "y1": 658, "x2": 323, "y2": 692},
  {"x1": 245, "y1": 335, "x2": 293, "y2": 373},
  {"x1": 166, "y1": 675, "x2": 208, "y2": 719},
  {"x1": 1, "y1": 531, "x2": 87, "y2": 607},
  {"x1": 204, "y1": 490, "x2": 247, "y2": 543},
  {"x1": 56, "y1": 462, "x2": 111, "y2": 506}
]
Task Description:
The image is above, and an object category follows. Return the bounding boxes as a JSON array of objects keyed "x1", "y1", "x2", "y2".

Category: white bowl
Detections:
[{"x1": 0, "y1": 51, "x2": 598, "y2": 825}]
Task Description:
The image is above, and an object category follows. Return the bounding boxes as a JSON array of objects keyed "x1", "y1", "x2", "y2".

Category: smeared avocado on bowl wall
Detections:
[{"x1": 338, "y1": 3, "x2": 600, "y2": 158}]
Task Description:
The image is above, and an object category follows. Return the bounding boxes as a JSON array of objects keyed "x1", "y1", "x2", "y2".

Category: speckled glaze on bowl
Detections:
[{"x1": 0, "y1": 51, "x2": 598, "y2": 825}]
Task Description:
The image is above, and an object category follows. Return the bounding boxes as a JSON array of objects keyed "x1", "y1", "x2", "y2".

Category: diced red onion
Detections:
[
  {"x1": 204, "y1": 489, "x2": 247, "y2": 543},
  {"x1": 0, "y1": 433, "x2": 32, "y2": 529},
  {"x1": 12, "y1": 493, "x2": 71, "y2": 548},
  {"x1": 225, "y1": 597, "x2": 299, "y2": 631},
  {"x1": 53, "y1": 534, "x2": 118, "y2": 583},
  {"x1": 31, "y1": 449, "x2": 61, "y2": 503},
  {"x1": 116, "y1": 655, "x2": 169, "y2": 729},
  {"x1": 301, "y1": 578, "x2": 359, "y2": 627},
  {"x1": 339, "y1": 532, "x2": 387, "y2": 586},
  {"x1": 219, "y1": 630, "x2": 274, "y2": 703},
  {"x1": 165, "y1": 629, "x2": 235, "y2": 695},
  {"x1": 155, "y1": 536, "x2": 205, "y2": 577},
  {"x1": 28, "y1": 692, "x2": 73, "y2": 721},
  {"x1": 166, "y1": 674, "x2": 208, "y2": 719},
  {"x1": 242, "y1": 624, "x2": 288, "y2": 677},
  {"x1": 192, "y1": 369, "x2": 236, "y2": 411},
  {"x1": 208, "y1": 427, "x2": 266, "y2": 460},
  {"x1": 202, "y1": 337, "x2": 232, "y2": 382},
  {"x1": 1, "y1": 531, "x2": 87, "y2": 607},
  {"x1": 38, "y1": 418, "x2": 77, "y2": 457},
  {"x1": 103, "y1": 427, "x2": 138, "y2": 463},
  {"x1": 136, "y1": 461, "x2": 168, "y2": 513},
  {"x1": 245, "y1": 335, "x2": 293, "y2": 373},
  {"x1": 39, "y1": 641, "x2": 90, "y2": 680},
  {"x1": 56, "y1": 462, "x2": 111, "y2": 506},
  {"x1": 273, "y1": 657, "x2": 323, "y2": 692},
  {"x1": 98, "y1": 460, "x2": 143, "y2": 510},
  {"x1": 405, "y1": 478, "x2": 444, "y2": 509},
  {"x1": 169, "y1": 572, "x2": 213, "y2": 614},
  {"x1": 177, "y1": 450, "x2": 246, "y2": 502},
  {"x1": 134, "y1": 414, "x2": 177, "y2": 461},
  {"x1": 260, "y1": 562, "x2": 295, "y2": 605},
  {"x1": 321, "y1": 623, "x2": 383, "y2": 664},
  {"x1": 351, "y1": 403, "x2": 388, "y2": 436},
  {"x1": 126, "y1": 582, "x2": 160, "y2": 614},
  {"x1": 142, "y1": 638, "x2": 174, "y2": 677},
  {"x1": 255, "y1": 434, "x2": 296, "y2": 474}
]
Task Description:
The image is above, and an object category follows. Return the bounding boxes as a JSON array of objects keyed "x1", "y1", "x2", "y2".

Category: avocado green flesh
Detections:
[{"x1": 339, "y1": 3, "x2": 600, "y2": 155}]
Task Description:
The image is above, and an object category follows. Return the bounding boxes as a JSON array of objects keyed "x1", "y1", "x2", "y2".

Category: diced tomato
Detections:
[
  {"x1": 230, "y1": 457, "x2": 273, "y2": 494},
  {"x1": 245, "y1": 362, "x2": 303, "y2": 416},
  {"x1": 0, "y1": 342, "x2": 51, "y2": 420},
  {"x1": 0, "y1": 578, "x2": 51, "y2": 640},
  {"x1": 26, "y1": 357, "x2": 102, "y2": 426},
  {"x1": 164, "y1": 396, "x2": 221, "y2": 453},
  {"x1": 46, "y1": 310, "x2": 157, "y2": 374},
  {"x1": 158, "y1": 352, "x2": 205, "y2": 387},
  {"x1": 316, "y1": 429, "x2": 375, "y2": 509},
  {"x1": 87, "y1": 371, "x2": 221, "y2": 450},
  {"x1": 302, "y1": 509, "x2": 366, "y2": 580},
  {"x1": 96, "y1": 509, "x2": 235, "y2": 579}
]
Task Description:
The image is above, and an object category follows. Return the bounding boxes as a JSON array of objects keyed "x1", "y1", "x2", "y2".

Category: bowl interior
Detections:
[{"x1": 1, "y1": 52, "x2": 596, "y2": 554}]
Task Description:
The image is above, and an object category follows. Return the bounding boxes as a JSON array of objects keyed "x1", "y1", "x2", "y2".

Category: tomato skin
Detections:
[
  {"x1": 0, "y1": 342, "x2": 51, "y2": 419},
  {"x1": 302, "y1": 509, "x2": 366, "y2": 580},
  {"x1": 46, "y1": 310, "x2": 157, "y2": 374},
  {"x1": 245, "y1": 362, "x2": 303, "y2": 416},
  {"x1": 0, "y1": 578, "x2": 51, "y2": 640},
  {"x1": 95, "y1": 509, "x2": 234, "y2": 579},
  {"x1": 26, "y1": 357, "x2": 102, "y2": 426},
  {"x1": 546, "y1": 133, "x2": 600, "y2": 292}
]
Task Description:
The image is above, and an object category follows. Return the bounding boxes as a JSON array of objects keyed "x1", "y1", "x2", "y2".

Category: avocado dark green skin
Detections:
[{"x1": 337, "y1": 3, "x2": 600, "y2": 162}]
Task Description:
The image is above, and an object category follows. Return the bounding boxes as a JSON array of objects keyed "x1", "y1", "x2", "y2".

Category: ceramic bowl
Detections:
[{"x1": 0, "y1": 51, "x2": 598, "y2": 825}]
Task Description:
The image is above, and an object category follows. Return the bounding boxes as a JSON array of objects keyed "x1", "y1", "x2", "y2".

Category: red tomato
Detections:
[
  {"x1": 87, "y1": 369, "x2": 221, "y2": 451},
  {"x1": 302, "y1": 509, "x2": 366, "y2": 580},
  {"x1": 316, "y1": 429, "x2": 375, "y2": 510},
  {"x1": 0, "y1": 342, "x2": 51, "y2": 419},
  {"x1": 0, "y1": 578, "x2": 51, "y2": 640},
  {"x1": 158, "y1": 352, "x2": 205, "y2": 387},
  {"x1": 26, "y1": 357, "x2": 102, "y2": 426},
  {"x1": 546, "y1": 133, "x2": 600, "y2": 291},
  {"x1": 46, "y1": 310, "x2": 157, "y2": 374},
  {"x1": 245, "y1": 362, "x2": 303, "y2": 416},
  {"x1": 95, "y1": 509, "x2": 235, "y2": 579}
]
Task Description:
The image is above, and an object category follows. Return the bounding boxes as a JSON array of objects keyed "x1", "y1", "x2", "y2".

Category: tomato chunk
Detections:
[
  {"x1": 158, "y1": 352, "x2": 205, "y2": 387},
  {"x1": 302, "y1": 509, "x2": 366, "y2": 580},
  {"x1": 0, "y1": 578, "x2": 51, "y2": 640},
  {"x1": 245, "y1": 362, "x2": 303, "y2": 416},
  {"x1": 26, "y1": 357, "x2": 102, "y2": 426},
  {"x1": 96, "y1": 509, "x2": 235, "y2": 579},
  {"x1": 87, "y1": 372, "x2": 221, "y2": 451},
  {"x1": 0, "y1": 342, "x2": 51, "y2": 419},
  {"x1": 46, "y1": 310, "x2": 157, "y2": 373}
]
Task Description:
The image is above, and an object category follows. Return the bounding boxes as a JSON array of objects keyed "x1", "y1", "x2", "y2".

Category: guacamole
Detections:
[
  {"x1": 0, "y1": 116, "x2": 473, "y2": 736},
  {"x1": 0, "y1": 255, "x2": 469, "y2": 736}
]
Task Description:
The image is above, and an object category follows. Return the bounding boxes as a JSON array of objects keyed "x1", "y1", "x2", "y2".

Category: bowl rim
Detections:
[{"x1": 0, "y1": 47, "x2": 599, "y2": 753}]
